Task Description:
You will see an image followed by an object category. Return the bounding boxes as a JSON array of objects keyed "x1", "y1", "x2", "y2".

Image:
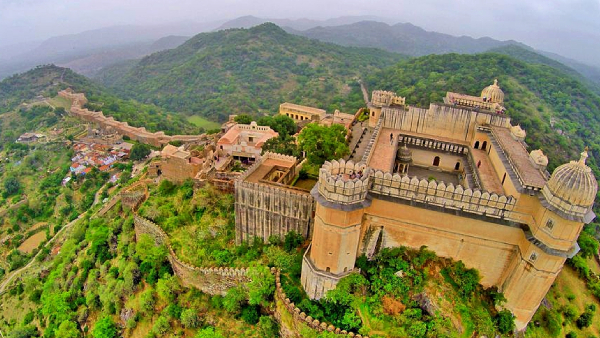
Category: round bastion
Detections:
[{"x1": 318, "y1": 159, "x2": 370, "y2": 205}]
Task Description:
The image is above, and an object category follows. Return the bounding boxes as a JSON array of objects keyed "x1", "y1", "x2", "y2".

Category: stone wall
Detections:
[
  {"x1": 274, "y1": 269, "x2": 371, "y2": 338},
  {"x1": 134, "y1": 213, "x2": 365, "y2": 337},
  {"x1": 235, "y1": 153, "x2": 314, "y2": 244},
  {"x1": 121, "y1": 181, "x2": 148, "y2": 211},
  {"x1": 381, "y1": 103, "x2": 511, "y2": 144},
  {"x1": 235, "y1": 181, "x2": 314, "y2": 244},
  {"x1": 133, "y1": 215, "x2": 250, "y2": 295},
  {"x1": 59, "y1": 89, "x2": 206, "y2": 147}
]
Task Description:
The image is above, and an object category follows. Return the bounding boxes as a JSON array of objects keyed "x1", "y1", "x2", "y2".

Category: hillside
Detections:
[
  {"x1": 0, "y1": 65, "x2": 201, "y2": 139},
  {"x1": 95, "y1": 23, "x2": 406, "y2": 121},
  {"x1": 366, "y1": 53, "x2": 600, "y2": 179}
]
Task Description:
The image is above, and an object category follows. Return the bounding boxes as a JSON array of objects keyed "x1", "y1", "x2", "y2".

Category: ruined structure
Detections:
[
  {"x1": 217, "y1": 121, "x2": 278, "y2": 163},
  {"x1": 299, "y1": 81, "x2": 598, "y2": 330},
  {"x1": 59, "y1": 89, "x2": 207, "y2": 147},
  {"x1": 234, "y1": 152, "x2": 314, "y2": 244}
]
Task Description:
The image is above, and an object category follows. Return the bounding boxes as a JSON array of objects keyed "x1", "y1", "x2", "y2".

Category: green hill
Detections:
[
  {"x1": 0, "y1": 65, "x2": 201, "y2": 141},
  {"x1": 367, "y1": 53, "x2": 600, "y2": 179},
  {"x1": 95, "y1": 23, "x2": 406, "y2": 121}
]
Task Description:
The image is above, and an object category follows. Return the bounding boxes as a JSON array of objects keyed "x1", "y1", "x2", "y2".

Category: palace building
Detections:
[
  {"x1": 298, "y1": 80, "x2": 597, "y2": 330},
  {"x1": 233, "y1": 80, "x2": 597, "y2": 330}
]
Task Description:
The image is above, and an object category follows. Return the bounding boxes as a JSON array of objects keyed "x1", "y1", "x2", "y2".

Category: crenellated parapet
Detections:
[
  {"x1": 369, "y1": 170, "x2": 516, "y2": 219},
  {"x1": 318, "y1": 159, "x2": 370, "y2": 205},
  {"x1": 133, "y1": 214, "x2": 251, "y2": 294},
  {"x1": 274, "y1": 268, "x2": 371, "y2": 338}
]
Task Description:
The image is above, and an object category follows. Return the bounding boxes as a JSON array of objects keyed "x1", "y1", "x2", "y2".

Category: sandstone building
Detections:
[
  {"x1": 299, "y1": 81, "x2": 597, "y2": 330},
  {"x1": 279, "y1": 102, "x2": 327, "y2": 122},
  {"x1": 217, "y1": 121, "x2": 278, "y2": 163}
]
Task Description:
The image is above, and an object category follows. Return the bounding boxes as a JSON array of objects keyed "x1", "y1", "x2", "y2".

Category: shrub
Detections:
[
  {"x1": 241, "y1": 305, "x2": 260, "y2": 324},
  {"x1": 576, "y1": 309, "x2": 594, "y2": 329},
  {"x1": 496, "y1": 309, "x2": 515, "y2": 334},
  {"x1": 180, "y1": 308, "x2": 200, "y2": 328}
]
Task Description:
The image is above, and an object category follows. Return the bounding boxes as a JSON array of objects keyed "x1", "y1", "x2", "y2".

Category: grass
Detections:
[
  {"x1": 187, "y1": 115, "x2": 221, "y2": 130},
  {"x1": 526, "y1": 265, "x2": 600, "y2": 337},
  {"x1": 48, "y1": 96, "x2": 73, "y2": 110}
]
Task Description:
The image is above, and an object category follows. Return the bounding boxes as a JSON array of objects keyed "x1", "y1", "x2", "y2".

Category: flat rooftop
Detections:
[{"x1": 244, "y1": 158, "x2": 296, "y2": 184}]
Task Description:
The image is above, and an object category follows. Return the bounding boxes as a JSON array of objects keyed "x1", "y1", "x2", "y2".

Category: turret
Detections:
[{"x1": 301, "y1": 159, "x2": 371, "y2": 299}]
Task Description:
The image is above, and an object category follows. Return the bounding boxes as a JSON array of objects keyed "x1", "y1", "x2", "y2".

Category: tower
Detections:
[
  {"x1": 301, "y1": 160, "x2": 371, "y2": 299},
  {"x1": 501, "y1": 148, "x2": 597, "y2": 329}
]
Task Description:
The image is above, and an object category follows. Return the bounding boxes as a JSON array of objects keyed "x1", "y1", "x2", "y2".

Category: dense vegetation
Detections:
[
  {"x1": 96, "y1": 23, "x2": 406, "y2": 121},
  {"x1": 367, "y1": 52, "x2": 600, "y2": 178}
]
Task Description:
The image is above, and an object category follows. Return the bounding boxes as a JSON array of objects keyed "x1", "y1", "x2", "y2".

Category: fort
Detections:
[
  {"x1": 59, "y1": 89, "x2": 207, "y2": 147},
  {"x1": 235, "y1": 80, "x2": 598, "y2": 330}
]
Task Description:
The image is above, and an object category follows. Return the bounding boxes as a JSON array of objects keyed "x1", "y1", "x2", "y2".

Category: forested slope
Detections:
[{"x1": 96, "y1": 23, "x2": 406, "y2": 121}]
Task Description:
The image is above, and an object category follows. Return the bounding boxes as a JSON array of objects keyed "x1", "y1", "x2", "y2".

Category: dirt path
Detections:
[
  {"x1": 359, "y1": 80, "x2": 370, "y2": 105},
  {"x1": 0, "y1": 184, "x2": 110, "y2": 295}
]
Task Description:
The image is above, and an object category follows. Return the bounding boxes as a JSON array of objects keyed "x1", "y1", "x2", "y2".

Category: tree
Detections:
[
  {"x1": 496, "y1": 309, "x2": 515, "y2": 334},
  {"x1": 156, "y1": 274, "x2": 180, "y2": 302},
  {"x1": 4, "y1": 176, "x2": 21, "y2": 196},
  {"x1": 152, "y1": 316, "x2": 170, "y2": 336},
  {"x1": 129, "y1": 143, "x2": 151, "y2": 161},
  {"x1": 261, "y1": 135, "x2": 299, "y2": 157},
  {"x1": 195, "y1": 327, "x2": 225, "y2": 338},
  {"x1": 180, "y1": 308, "x2": 200, "y2": 328},
  {"x1": 92, "y1": 316, "x2": 118, "y2": 338},
  {"x1": 258, "y1": 115, "x2": 297, "y2": 136},
  {"x1": 223, "y1": 286, "x2": 247, "y2": 314},
  {"x1": 139, "y1": 289, "x2": 156, "y2": 315},
  {"x1": 234, "y1": 114, "x2": 253, "y2": 124},
  {"x1": 56, "y1": 320, "x2": 79, "y2": 338},
  {"x1": 298, "y1": 124, "x2": 349, "y2": 165},
  {"x1": 578, "y1": 231, "x2": 599, "y2": 259},
  {"x1": 247, "y1": 265, "x2": 275, "y2": 307}
]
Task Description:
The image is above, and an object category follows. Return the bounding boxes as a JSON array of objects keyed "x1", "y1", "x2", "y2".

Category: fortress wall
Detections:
[
  {"x1": 58, "y1": 89, "x2": 205, "y2": 147},
  {"x1": 234, "y1": 181, "x2": 314, "y2": 244},
  {"x1": 133, "y1": 215, "x2": 251, "y2": 295},
  {"x1": 362, "y1": 198, "x2": 523, "y2": 286},
  {"x1": 381, "y1": 104, "x2": 510, "y2": 143}
]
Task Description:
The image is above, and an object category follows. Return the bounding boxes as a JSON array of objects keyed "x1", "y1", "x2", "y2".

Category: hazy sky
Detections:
[{"x1": 1, "y1": 0, "x2": 599, "y2": 66}]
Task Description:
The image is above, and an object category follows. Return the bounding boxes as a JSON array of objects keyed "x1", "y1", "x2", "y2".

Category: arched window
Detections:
[
  {"x1": 482, "y1": 141, "x2": 488, "y2": 150},
  {"x1": 474, "y1": 141, "x2": 480, "y2": 149},
  {"x1": 433, "y1": 156, "x2": 440, "y2": 166},
  {"x1": 454, "y1": 162, "x2": 460, "y2": 170},
  {"x1": 326, "y1": 267, "x2": 331, "y2": 273}
]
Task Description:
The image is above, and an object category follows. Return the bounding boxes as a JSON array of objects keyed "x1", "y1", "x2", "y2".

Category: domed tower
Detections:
[
  {"x1": 481, "y1": 79, "x2": 505, "y2": 104},
  {"x1": 542, "y1": 148, "x2": 597, "y2": 219},
  {"x1": 501, "y1": 148, "x2": 597, "y2": 330}
]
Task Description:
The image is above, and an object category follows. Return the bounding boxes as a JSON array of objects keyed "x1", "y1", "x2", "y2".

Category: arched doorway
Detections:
[
  {"x1": 474, "y1": 141, "x2": 480, "y2": 149},
  {"x1": 482, "y1": 141, "x2": 488, "y2": 150},
  {"x1": 454, "y1": 162, "x2": 460, "y2": 170},
  {"x1": 433, "y1": 156, "x2": 440, "y2": 166}
]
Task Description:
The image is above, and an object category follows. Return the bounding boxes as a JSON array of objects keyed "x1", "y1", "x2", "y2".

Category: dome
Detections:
[
  {"x1": 542, "y1": 148, "x2": 598, "y2": 218},
  {"x1": 396, "y1": 144, "x2": 413, "y2": 163},
  {"x1": 481, "y1": 79, "x2": 505, "y2": 103}
]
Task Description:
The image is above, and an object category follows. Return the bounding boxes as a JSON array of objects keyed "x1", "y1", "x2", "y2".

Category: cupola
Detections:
[{"x1": 481, "y1": 79, "x2": 505, "y2": 104}]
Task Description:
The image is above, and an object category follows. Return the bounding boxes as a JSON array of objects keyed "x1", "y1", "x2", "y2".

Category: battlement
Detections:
[
  {"x1": 371, "y1": 90, "x2": 406, "y2": 107},
  {"x1": 58, "y1": 89, "x2": 206, "y2": 147},
  {"x1": 318, "y1": 159, "x2": 370, "y2": 205},
  {"x1": 369, "y1": 170, "x2": 517, "y2": 219}
]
